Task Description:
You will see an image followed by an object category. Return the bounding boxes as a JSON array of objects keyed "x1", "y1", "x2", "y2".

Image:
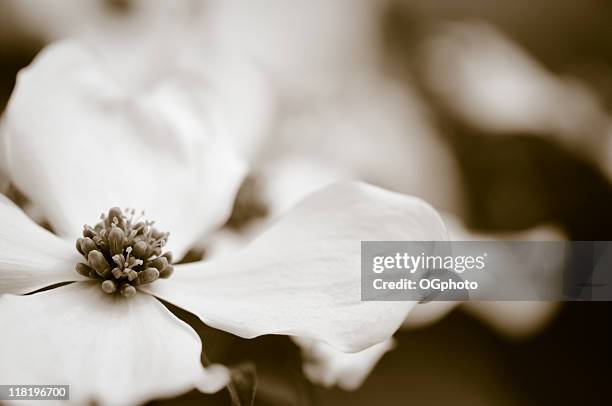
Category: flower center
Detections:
[{"x1": 75, "y1": 207, "x2": 174, "y2": 298}]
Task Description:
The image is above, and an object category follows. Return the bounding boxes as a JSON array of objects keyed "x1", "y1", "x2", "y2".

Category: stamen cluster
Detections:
[{"x1": 75, "y1": 207, "x2": 174, "y2": 298}]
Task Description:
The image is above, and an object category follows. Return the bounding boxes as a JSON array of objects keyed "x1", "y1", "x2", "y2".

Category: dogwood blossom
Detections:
[
  {"x1": 205, "y1": 156, "x2": 564, "y2": 389},
  {"x1": 0, "y1": 41, "x2": 449, "y2": 404}
]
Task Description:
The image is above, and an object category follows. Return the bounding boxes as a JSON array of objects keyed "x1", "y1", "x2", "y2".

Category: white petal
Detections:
[
  {"x1": 293, "y1": 337, "x2": 394, "y2": 390},
  {"x1": 2, "y1": 41, "x2": 247, "y2": 259},
  {"x1": 0, "y1": 282, "x2": 229, "y2": 406},
  {"x1": 141, "y1": 182, "x2": 448, "y2": 352},
  {"x1": 0, "y1": 194, "x2": 84, "y2": 294}
]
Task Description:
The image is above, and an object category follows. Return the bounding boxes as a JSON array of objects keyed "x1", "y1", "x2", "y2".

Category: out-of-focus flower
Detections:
[
  {"x1": 258, "y1": 78, "x2": 464, "y2": 214},
  {"x1": 86, "y1": 11, "x2": 276, "y2": 164},
  {"x1": 456, "y1": 231, "x2": 563, "y2": 339},
  {"x1": 203, "y1": 0, "x2": 388, "y2": 99},
  {"x1": 421, "y1": 20, "x2": 611, "y2": 168},
  {"x1": 464, "y1": 301, "x2": 560, "y2": 339},
  {"x1": 198, "y1": 0, "x2": 463, "y2": 214},
  {"x1": 259, "y1": 157, "x2": 349, "y2": 219},
  {"x1": 9, "y1": 0, "x2": 276, "y2": 163},
  {"x1": 0, "y1": 41, "x2": 449, "y2": 405},
  {"x1": 7, "y1": 0, "x2": 192, "y2": 43},
  {"x1": 421, "y1": 22, "x2": 608, "y2": 137},
  {"x1": 404, "y1": 214, "x2": 564, "y2": 339}
]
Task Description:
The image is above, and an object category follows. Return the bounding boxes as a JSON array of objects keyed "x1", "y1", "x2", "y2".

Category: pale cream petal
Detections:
[
  {"x1": 2, "y1": 41, "x2": 246, "y2": 259},
  {"x1": 0, "y1": 194, "x2": 83, "y2": 294},
  {"x1": 142, "y1": 182, "x2": 448, "y2": 352},
  {"x1": 0, "y1": 282, "x2": 229, "y2": 406},
  {"x1": 293, "y1": 337, "x2": 395, "y2": 390}
]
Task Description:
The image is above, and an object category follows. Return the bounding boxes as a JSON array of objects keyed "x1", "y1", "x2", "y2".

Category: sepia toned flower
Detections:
[{"x1": 0, "y1": 40, "x2": 448, "y2": 405}]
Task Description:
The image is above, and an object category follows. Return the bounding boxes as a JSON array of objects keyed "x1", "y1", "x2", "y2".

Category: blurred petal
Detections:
[
  {"x1": 0, "y1": 282, "x2": 229, "y2": 406},
  {"x1": 464, "y1": 301, "x2": 559, "y2": 339},
  {"x1": 2, "y1": 41, "x2": 247, "y2": 259},
  {"x1": 447, "y1": 213, "x2": 564, "y2": 337},
  {"x1": 260, "y1": 79, "x2": 464, "y2": 214},
  {"x1": 0, "y1": 121, "x2": 8, "y2": 194},
  {"x1": 200, "y1": 53, "x2": 275, "y2": 162},
  {"x1": 422, "y1": 21, "x2": 606, "y2": 139},
  {"x1": 402, "y1": 301, "x2": 457, "y2": 329},
  {"x1": 0, "y1": 194, "x2": 83, "y2": 294},
  {"x1": 293, "y1": 337, "x2": 394, "y2": 390},
  {"x1": 446, "y1": 214, "x2": 565, "y2": 295},
  {"x1": 194, "y1": 364, "x2": 232, "y2": 394},
  {"x1": 0, "y1": 171, "x2": 8, "y2": 195},
  {"x1": 142, "y1": 182, "x2": 449, "y2": 352},
  {"x1": 204, "y1": 0, "x2": 384, "y2": 97},
  {"x1": 203, "y1": 220, "x2": 266, "y2": 261},
  {"x1": 8, "y1": 0, "x2": 189, "y2": 42},
  {"x1": 401, "y1": 215, "x2": 564, "y2": 332},
  {"x1": 259, "y1": 157, "x2": 349, "y2": 218}
]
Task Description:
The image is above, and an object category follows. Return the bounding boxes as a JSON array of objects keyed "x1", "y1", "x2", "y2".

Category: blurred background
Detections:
[{"x1": 1, "y1": 0, "x2": 611, "y2": 405}]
